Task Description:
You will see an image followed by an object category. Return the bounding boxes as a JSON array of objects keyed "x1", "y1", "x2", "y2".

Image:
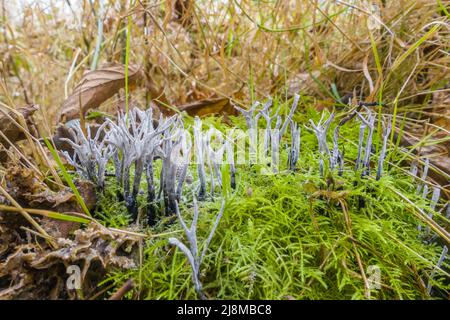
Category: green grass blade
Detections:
[
  {"x1": 43, "y1": 137, "x2": 91, "y2": 216},
  {"x1": 125, "y1": 15, "x2": 131, "y2": 119},
  {"x1": 46, "y1": 212, "x2": 91, "y2": 224},
  {"x1": 391, "y1": 24, "x2": 440, "y2": 72}
]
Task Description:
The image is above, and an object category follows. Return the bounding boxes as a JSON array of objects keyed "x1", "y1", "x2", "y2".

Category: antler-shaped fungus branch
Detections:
[{"x1": 169, "y1": 198, "x2": 226, "y2": 299}]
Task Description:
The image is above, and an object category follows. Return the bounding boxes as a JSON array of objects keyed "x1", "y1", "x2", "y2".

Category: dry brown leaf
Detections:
[
  {"x1": 177, "y1": 97, "x2": 236, "y2": 117},
  {"x1": 57, "y1": 64, "x2": 142, "y2": 123},
  {"x1": 432, "y1": 89, "x2": 450, "y2": 134},
  {"x1": 0, "y1": 105, "x2": 39, "y2": 163}
]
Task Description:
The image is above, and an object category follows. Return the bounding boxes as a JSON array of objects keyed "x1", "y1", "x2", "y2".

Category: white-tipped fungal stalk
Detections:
[
  {"x1": 176, "y1": 128, "x2": 192, "y2": 202},
  {"x1": 280, "y1": 93, "x2": 300, "y2": 138},
  {"x1": 194, "y1": 117, "x2": 207, "y2": 200},
  {"x1": 356, "y1": 109, "x2": 376, "y2": 177},
  {"x1": 160, "y1": 121, "x2": 186, "y2": 215},
  {"x1": 288, "y1": 120, "x2": 301, "y2": 172},
  {"x1": 308, "y1": 112, "x2": 335, "y2": 176},
  {"x1": 427, "y1": 245, "x2": 448, "y2": 295},
  {"x1": 258, "y1": 100, "x2": 276, "y2": 159},
  {"x1": 234, "y1": 101, "x2": 260, "y2": 164},
  {"x1": 410, "y1": 160, "x2": 418, "y2": 177},
  {"x1": 425, "y1": 187, "x2": 441, "y2": 236},
  {"x1": 417, "y1": 158, "x2": 430, "y2": 195},
  {"x1": 376, "y1": 118, "x2": 392, "y2": 180},
  {"x1": 331, "y1": 125, "x2": 343, "y2": 173},
  {"x1": 355, "y1": 120, "x2": 366, "y2": 171},
  {"x1": 169, "y1": 198, "x2": 226, "y2": 299},
  {"x1": 225, "y1": 136, "x2": 236, "y2": 189},
  {"x1": 270, "y1": 116, "x2": 282, "y2": 173},
  {"x1": 418, "y1": 184, "x2": 429, "y2": 232},
  {"x1": 206, "y1": 127, "x2": 225, "y2": 194}
]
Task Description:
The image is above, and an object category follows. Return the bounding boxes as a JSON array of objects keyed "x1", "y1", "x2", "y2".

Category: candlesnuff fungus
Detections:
[
  {"x1": 417, "y1": 158, "x2": 430, "y2": 194},
  {"x1": 425, "y1": 187, "x2": 441, "y2": 236},
  {"x1": 270, "y1": 116, "x2": 282, "y2": 173},
  {"x1": 331, "y1": 110, "x2": 359, "y2": 175},
  {"x1": 258, "y1": 99, "x2": 275, "y2": 159},
  {"x1": 376, "y1": 118, "x2": 392, "y2": 180},
  {"x1": 206, "y1": 127, "x2": 225, "y2": 194},
  {"x1": 160, "y1": 120, "x2": 189, "y2": 215},
  {"x1": 145, "y1": 113, "x2": 177, "y2": 224},
  {"x1": 105, "y1": 111, "x2": 142, "y2": 217},
  {"x1": 234, "y1": 95, "x2": 299, "y2": 171},
  {"x1": 331, "y1": 124, "x2": 343, "y2": 174},
  {"x1": 356, "y1": 108, "x2": 375, "y2": 177},
  {"x1": 355, "y1": 119, "x2": 366, "y2": 171},
  {"x1": 308, "y1": 112, "x2": 334, "y2": 176},
  {"x1": 418, "y1": 184, "x2": 429, "y2": 232},
  {"x1": 280, "y1": 94, "x2": 300, "y2": 138},
  {"x1": 410, "y1": 160, "x2": 418, "y2": 177},
  {"x1": 204, "y1": 131, "x2": 215, "y2": 195},
  {"x1": 234, "y1": 101, "x2": 260, "y2": 163},
  {"x1": 274, "y1": 94, "x2": 300, "y2": 172},
  {"x1": 176, "y1": 127, "x2": 192, "y2": 202},
  {"x1": 194, "y1": 117, "x2": 207, "y2": 200},
  {"x1": 105, "y1": 108, "x2": 175, "y2": 221},
  {"x1": 225, "y1": 131, "x2": 236, "y2": 189},
  {"x1": 288, "y1": 120, "x2": 301, "y2": 172},
  {"x1": 427, "y1": 245, "x2": 448, "y2": 295},
  {"x1": 146, "y1": 152, "x2": 157, "y2": 225},
  {"x1": 61, "y1": 120, "x2": 113, "y2": 190},
  {"x1": 168, "y1": 198, "x2": 226, "y2": 299}
]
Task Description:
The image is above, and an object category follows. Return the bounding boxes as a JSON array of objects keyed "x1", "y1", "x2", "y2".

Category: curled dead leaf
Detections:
[
  {"x1": 57, "y1": 64, "x2": 142, "y2": 123},
  {"x1": 0, "y1": 104, "x2": 39, "y2": 163}
]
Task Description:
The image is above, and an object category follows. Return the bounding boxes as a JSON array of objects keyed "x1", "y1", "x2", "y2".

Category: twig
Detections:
[{"x1": 109, "y1": 279, "x2": 134, "y2": 300}]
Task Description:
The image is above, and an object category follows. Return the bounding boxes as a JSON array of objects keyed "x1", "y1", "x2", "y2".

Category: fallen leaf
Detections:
[
  {"x1": 0, "y1": 105, "x2": 39, "y2": 163},
  {"x1": 177, "y1": 97, "x2": 237, "y2": 117},
  {"x1": 57, "y1": 64, "x2": 142, "y2": 123}
]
